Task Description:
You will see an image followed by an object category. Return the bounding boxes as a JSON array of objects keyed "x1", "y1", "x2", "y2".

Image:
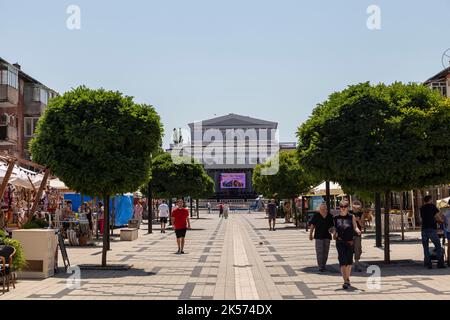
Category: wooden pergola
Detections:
[{"x1": 0, "y1": 152, "x2": 50, "y2": 218}]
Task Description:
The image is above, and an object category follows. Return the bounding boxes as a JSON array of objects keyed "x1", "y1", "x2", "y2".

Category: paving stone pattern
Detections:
[{"x1": 2, "y1": 212, "x2": 450, "y2": 300}]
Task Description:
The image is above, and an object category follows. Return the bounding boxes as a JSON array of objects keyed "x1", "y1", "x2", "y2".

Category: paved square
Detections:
[{"x1": 2, "y1": 211, "x2": 450, "y2": 300}]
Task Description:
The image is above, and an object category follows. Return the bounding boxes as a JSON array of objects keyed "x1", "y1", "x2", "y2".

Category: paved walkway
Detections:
[{"x1": 2, "y1": 211, "x2": 450, "y2": 300}]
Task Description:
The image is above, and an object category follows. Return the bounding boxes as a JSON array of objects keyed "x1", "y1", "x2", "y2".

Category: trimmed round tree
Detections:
[
  {"x1": 30, "y1": 86, "x2": 163, "y2": 266},
  {"x1": 149, "y1": 153, "x2": 214, "y2": 216},
  {"x1": 253, "y1": 150, "x2": 318, "y2": 223},
  {"x1": 297, "y1": 82, "x2": 450, "y2": 262}
]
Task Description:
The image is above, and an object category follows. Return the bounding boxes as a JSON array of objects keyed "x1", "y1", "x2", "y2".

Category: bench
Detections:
[{"x1": 120, "y1": 228, "x2": 138, "y2": 241}]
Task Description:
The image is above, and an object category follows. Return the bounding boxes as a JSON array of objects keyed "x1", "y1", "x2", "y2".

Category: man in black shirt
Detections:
[
  {"x1": 420, "y1": 195, "x2": 445, "y2": 269},
  {"x1": 309, "y1": 203, "x2": 334, "y2": 272},
  {"x1": 350, "y1": 200, "x2": 364, "y2": 272}
]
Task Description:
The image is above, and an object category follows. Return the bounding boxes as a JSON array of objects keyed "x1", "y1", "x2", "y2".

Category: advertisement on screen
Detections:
[{"x1": 220, "y1": 173, "x2": 246, "y2": 189}]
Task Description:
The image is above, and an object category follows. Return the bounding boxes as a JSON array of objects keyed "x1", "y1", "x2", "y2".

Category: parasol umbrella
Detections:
[{"x1": 437, "y1": 197, "x2": 450, "y2": 209}]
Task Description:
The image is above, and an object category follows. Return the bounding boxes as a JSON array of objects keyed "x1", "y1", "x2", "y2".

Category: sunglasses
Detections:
[{"x1": 339, "y1": 205, "x2": 349, "y2": 209}]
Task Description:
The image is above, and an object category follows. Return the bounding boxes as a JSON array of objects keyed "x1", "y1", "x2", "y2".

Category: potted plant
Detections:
[{"x1": 0, "y1": 230, "x2": 27, "y2": 271}]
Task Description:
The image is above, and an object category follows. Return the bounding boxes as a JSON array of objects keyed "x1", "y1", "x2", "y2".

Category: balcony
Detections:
[
  {"x1": 0, "y1": 124, "x2": 18, "y2": 142},
  {"x1": 24, "y1": 85, "x2": 48, "y2": 115},
  {"x1": 0, "y1": 84, "x2": 19, "y2": 108},
  {"x1": 0, "y1": 65, "x2": 19, "y2": 108}
]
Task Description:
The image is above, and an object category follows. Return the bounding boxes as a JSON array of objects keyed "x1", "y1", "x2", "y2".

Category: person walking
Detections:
[
  {"x1": 171, "y1": 198, "x2": 191, "y2": 254},
  {"x1": 97, "y1": 202, "x2": 104, "y2": 235},
  {"x1": 223, "y1": 202, "x2": 229, "y2": 219},
  {"x1": 133, "y1": 200, "x2": 143, "y2": 229},
  {"x1": 219, "y1": 202, "x2": 224, "y2": 218},
  {"x1": 158, "y1": 200, "x2": 170, "y2": 233},
  {"x1": 350, "y1": 200, "x2": 364, "y2": 272},
  {"x1": 309, "y1": 203, "x2": 334, "y2": 272},
  {"x1": 331, "y1": 200, "x2": 361, "y2": 290},
  {"x1": 207, "y1": 202, "x2": 211, "y2": 214},
  {"x1": 267, "y1": 199, "x2": 277, "y2": 231},
  {"x1": 420, "y1": 195, "x2": 446, "y2": 269},
  {"x1": 284, "y1": 201, "x2": 292, "y2": 223}
]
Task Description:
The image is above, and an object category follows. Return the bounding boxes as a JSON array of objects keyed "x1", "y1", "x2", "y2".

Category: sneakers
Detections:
[{"x1": 342, "y1": 283, "x2": 349, "y2": 290}]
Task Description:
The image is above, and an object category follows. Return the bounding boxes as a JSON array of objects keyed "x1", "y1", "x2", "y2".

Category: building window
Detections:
[
  {"x1": 31, "y1": 86, "x2": 48, "y2": 104},
  {"x1": 0, "y1": 65, "x2": 19, "y2": 89},
  {"x1": 24, "y1": 117, "x2": 40, "y2": 137},
  {"x1": 430, "y1": 82, "x2": 447, "y2": 97}
]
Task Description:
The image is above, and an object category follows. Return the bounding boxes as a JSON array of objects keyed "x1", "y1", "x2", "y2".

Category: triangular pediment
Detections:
[{"x1": 189, "y1": 113, "x2": 277, "y2": 128}]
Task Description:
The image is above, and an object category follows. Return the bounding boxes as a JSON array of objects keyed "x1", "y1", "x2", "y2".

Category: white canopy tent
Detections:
[
  {"x1": 0, "y1": 162, "x2": 69, "y2": 191},
  {"x1": 437, "y1": 197, "x2": 450, "y2": 209},
  {"x1": 308, "y1": 181, "x2": 344, "y2": 196},
  {"x1": 0, "y1": 162, "x2": 43, "y2": 190}
]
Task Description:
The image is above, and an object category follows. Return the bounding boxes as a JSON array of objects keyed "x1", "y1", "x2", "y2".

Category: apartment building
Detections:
[
  {"x1": 0, "y1": 57, "x2": 57, "y2": 159},
  {"x1": 424, "y1": 66, "x2": 450, "y2": 98}
]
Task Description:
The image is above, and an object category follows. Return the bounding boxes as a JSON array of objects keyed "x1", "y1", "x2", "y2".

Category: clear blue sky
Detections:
[{"x1": 1, "y1": 0, "x2": 449, "y2": 147}]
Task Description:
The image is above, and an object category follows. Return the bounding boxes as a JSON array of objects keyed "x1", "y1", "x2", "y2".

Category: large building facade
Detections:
[
  {"x1": 182, "y1": 113, "x2": 285, "y2": 200},
  {"x1": 0, "y1": 57, "x2": 57, "y2": 159}
]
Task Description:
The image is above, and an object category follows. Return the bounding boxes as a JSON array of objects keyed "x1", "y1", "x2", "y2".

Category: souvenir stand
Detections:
[{"x1": 0, "y1": 156, "x2": 45, "y2": 230}]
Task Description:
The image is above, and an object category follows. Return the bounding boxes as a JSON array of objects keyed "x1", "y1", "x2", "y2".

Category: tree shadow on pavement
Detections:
[
  {"x1": 299, "y1": 261, "x2": 450, "y2": 278},
  {"x1": 52, "y1": 267, "x2": 155, "y2": 279}
]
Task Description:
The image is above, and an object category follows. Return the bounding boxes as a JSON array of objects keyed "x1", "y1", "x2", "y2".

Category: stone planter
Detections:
[{"x1": 12, "y1": 229, "x2": 58, "y2": 279}]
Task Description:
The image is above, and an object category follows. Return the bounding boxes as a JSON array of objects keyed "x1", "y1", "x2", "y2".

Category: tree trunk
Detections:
[
  {"x1": 375, "y1": 192, "x2": 382, "y2": 248},
  {"x1": 414, "y1": 190, "x2": 422, "y2": 227},
  {"x1": 196, "y1": 199, "x2": 199, "y2": 219},
  {"x1": 190, "y1": 197, "x2": 193, "y2": 218},
  {"x1": 102, "y1": 194, "x2": 110, "y2": 267},
  {"x1": 147, "y1": 181, "x2": 153, "y2": 234},
  {"x1": 384, "y1": 190, "x2": 391, "y2": 263},
  {"x1": 291, "y1": 197, "x2": 295, "y2": 224},
  {"x1": 400, "y1": 192, "x2": 405, "y2": 241},
  {"x1": 111, "y1": 196, "x2": 115, "y2": 236},
  {"x1": 303, "y1": 196, "x2": 308, "y2": 231},
  {"x1": 325, "y1": 181, "x2": 331, "y2": 215},
  {"x1": 168, "y1": 199, "x2": 173, "y2": 226}
]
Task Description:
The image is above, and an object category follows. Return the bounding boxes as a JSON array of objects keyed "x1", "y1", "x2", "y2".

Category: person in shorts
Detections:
[
  {"x1": 171, "y1": 198, "x2": 191, "y2": 254},
  {"x1": 350, "y1": 200, "x2": 364, "y2": 272},
  {"x1": 267, "y1": 199, "x2": 277, "y2": 231},
  {"x1": 330, "y1": 200, "x2": 361, "y2": 290},
  {"x1": 158, "y1": 200, "x2": 170, "y2": 233}
]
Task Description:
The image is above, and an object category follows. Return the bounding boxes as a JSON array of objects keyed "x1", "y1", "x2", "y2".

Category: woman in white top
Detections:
[{"x1": 158, "y1": 200, "x2": 170, "y2": 233}]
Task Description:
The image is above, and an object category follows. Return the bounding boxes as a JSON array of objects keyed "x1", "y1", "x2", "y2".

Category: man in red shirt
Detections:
[{"x1": 171, "y1": 198, "x2": 191, "y2": 254}]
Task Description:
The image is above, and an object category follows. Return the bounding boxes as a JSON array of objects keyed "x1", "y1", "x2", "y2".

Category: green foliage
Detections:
[
  {"x1": 149, "y1": 153, "x2": 214, "y2": 199},
  {"x1": 22, "y1": 218, "x2": 49, "y2": 229},
  {"x1": 297, "y1": 82, "x2": 450, "y2": 193},
  {"x1": 0, "y1": 233, "x2": 27, "y2": 271},
  {"x1": 252, "y1": 150, "x2": 318, "y2": 199},
  {"x1": 30, "y1": 86, "x2": 163, "y2": 196}
]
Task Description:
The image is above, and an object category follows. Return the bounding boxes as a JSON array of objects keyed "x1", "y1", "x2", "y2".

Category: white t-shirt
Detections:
[{"x1": 158, "y1": 203, "x2": 170, "y2": 217}]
